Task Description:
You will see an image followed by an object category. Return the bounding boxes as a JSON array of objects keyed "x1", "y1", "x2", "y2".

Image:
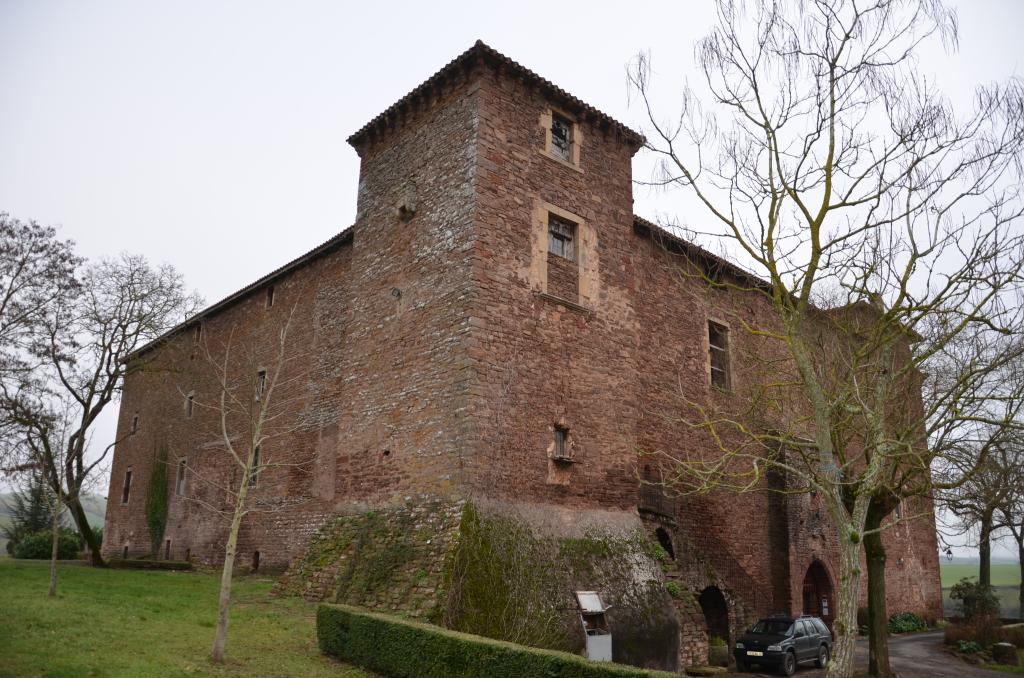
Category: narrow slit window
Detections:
[
  {"x1": 176, "y1": 458, "x2": 187, "y2": 496},
  {"x1": 708, "y1": 321, "x2": 730, "y2": 389},
  {"x1": 255, "y1": 370, "x2": 267, "y2": 401},
  {"x1": 266, "y1": 286, "x2": 275, "y2": 309},
  {"x1": 551, "y1": 113, "x2": 573, "y2": 162},
  {"x1": 186, "y1": 393, "x2": 194, "y2": 418},
  {"x1": 548, "y1": 214, "x2": 576, "y2": 261},
  {"x1": 121, "y1": 469, "x2": 133, "y2": 505},
  {"x1": 194, "y1": 324, "x2": 202, "y2": 345},
  {"x1": 248, "y1": 446, "x2": 260, "y2": 488},
  {"x1": 131, "y1": 414, "x2": 139, "y2": 435}
]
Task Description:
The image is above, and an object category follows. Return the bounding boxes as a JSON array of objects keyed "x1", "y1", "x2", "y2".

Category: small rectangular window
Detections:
[
  {"x1": 708, "y1": 321, "x2": 730, "y2": 389},
  {"x1": 548, "y1": 214, "x2": 575, "y2": 261},
  {"x1": 122, "y1": 469, "x2": 133, "y2": 505},
  {"x1": 131, "y1": 414, "x2": 139, "y2": 435},
  {"x1": 193, "y1": 324, "x2": 202, "y2": 345},
  {"x1": 255, "y1": 370, "x2": 267, "y2": 401},
  {"x1": 551, "y1": 113, "x2": 573, "y2": 162},
  {"x1": 554, "y1": 426, "x2": 569, "y2": 460},
  {"x1": 186, "y1": 393, "x2": 194, "y2": 418},
  {"x1": 266, "y1": 286, "x2": 275, "y2": 309},
  {"x1": 248, "y1": 446, "x2": 261, "y2": 488},
  {"x1": 176, "y1": 458, "x2": 187, "y2": 496}
]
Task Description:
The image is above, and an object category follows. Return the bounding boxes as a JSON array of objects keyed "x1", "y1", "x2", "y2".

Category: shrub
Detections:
[
  {"x1": 107, "y1": 559, "x2": 192, "y2": 571},
  {"x1": 956, "y1": 640, "x2": 982, "y2": 654},
  {"x1": 949, "y1": 578, "x2": 1000, "y2": 620},
  {"x1": 888, "y1": 612, "x2": 927, "y2": 634},
  {"x1": 13, "y1": 528, "x2": 81, "y2": 560},
  {"x1": 708, "y1": 635, "x2": 726, "y2": 647},
  {"x1": 317, "y1": 604, "x2": 678, "y2": 678},
  {"x1": 945, "y1": 618, "x2": 1000, "y2": 649},
  {"x1": 664, "y1": 582, "x2": 682, "y2": 598}
]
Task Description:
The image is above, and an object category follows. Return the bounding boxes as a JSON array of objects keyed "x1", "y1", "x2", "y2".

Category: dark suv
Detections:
[{"x1": 733, "y1": 615, "x2": 832, "y2": 675}]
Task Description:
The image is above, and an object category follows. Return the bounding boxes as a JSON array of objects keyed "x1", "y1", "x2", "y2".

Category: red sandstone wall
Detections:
[
  {"x1": 103, "y1": 56, "x2": 942, "y2": 623},
  {"x1": 465, "y1": 68, "x2": 642, "y2": 510}
]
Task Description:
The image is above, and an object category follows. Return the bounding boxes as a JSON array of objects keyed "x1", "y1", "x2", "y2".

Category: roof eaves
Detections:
[
  {"x1": 632, "y1": 215, "x2": 769, "y2": 290},
  {"x1": 127, "y1": 225, "x2": 354, "y2": 362}
]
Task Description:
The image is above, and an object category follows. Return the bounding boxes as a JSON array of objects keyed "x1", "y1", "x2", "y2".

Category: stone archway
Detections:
[
  {"x1": 802, "y1": 560, "x2": 834, "y2": 628},
  {"x1": 698, "y1": 586, "x2": 730, "y2": 642}
]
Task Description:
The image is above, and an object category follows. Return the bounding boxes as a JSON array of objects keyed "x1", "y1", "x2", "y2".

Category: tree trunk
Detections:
[
  {"x1": 210, "y1": 486, "x2": 248, "y2": 663},
  {"x1": 48, "y1": 506, "x2": 59, "y2": 597},
  {"x1": 865, "y1": 502, "x2": 894, "y2": 677},
  {"x1": 1018, "y1": 540, "x2": 1023, "y2": 620},
  {"x1": 65, "y1": 496, "x2": 104, "y2": 566},
  {"x1": 828, "y1": 533, "x2": 863, "y2": 678},
  {"x1": 979, "y1": 514, "x2": 993, "y2": 589}
]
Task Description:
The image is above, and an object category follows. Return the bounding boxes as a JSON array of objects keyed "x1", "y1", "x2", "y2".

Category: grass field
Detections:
[
  {"x1": 941, "y1": 562, "x2": 1021, "y2": 588},
  {"x1": 0, "y1": 559, "x2": 373, "y2": 678}
]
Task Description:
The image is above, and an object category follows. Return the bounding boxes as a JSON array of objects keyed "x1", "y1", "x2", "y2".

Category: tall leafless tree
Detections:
[
  {"x1": 180, "y1": 304, "x2": 314, "y2": 664},
  {"x1": 629, "y1": 1, "x2": 1024, "y2": 675}
]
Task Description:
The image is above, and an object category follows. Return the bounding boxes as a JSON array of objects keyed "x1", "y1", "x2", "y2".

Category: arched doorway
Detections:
[
  {"x1": 802, "y1": 560, "x2": 834, "y2": 627},
  {"x1": 698, "y1": 586, "x2": 729, "y2": 643}
]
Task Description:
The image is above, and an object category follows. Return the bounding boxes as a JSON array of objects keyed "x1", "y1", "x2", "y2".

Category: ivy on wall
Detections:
[{"x1": 145, "y1": 443, "x2": 169, "y2": 557}]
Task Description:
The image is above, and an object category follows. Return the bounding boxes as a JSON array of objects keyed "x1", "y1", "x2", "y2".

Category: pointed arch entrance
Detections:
[{"x1": 802, "y1": 560, "x2": 834, "y2": 627}]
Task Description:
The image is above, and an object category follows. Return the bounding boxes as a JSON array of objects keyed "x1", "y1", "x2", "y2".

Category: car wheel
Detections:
[
  {"x1": 780, "y1": 650, "x2": 797, "y2": 676},
  {"x1": 816, "y1": 645, "x2": 829, "y2": 668},
  {"x1": 737, "y1": 660, "x2": 750, "y2": 672}
]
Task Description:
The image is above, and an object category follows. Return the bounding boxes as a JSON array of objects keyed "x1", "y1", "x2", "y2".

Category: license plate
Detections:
[{"x1": 746, "y1": 651, "x2": 764, "y2": 657}]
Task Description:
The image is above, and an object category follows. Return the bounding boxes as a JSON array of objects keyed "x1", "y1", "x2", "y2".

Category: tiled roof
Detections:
[{"x1": 347, "y1": 40, "x2": 644, "y2": 150}]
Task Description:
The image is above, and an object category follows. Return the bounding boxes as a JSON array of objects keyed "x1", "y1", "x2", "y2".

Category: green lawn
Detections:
[
  {"x1": 0, "y1": 559, "x2": 374, "y2": 678},
  {"x1": 941, "y1": 562, "x2": 1021, "y2": 588}
]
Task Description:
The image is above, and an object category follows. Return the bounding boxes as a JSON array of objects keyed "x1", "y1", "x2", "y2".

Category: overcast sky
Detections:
[{"x1": 1, "y1": 0, "x2": 1021, "y2": 558}]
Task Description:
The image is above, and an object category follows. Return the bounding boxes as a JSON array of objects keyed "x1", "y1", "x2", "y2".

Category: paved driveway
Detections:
[{"x1": 743, "y1": 631, "x2": 1007, "y2": 678}]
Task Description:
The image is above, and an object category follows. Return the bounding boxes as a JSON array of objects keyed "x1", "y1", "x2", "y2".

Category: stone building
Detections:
[{"x1": 103, "y1": 41, "x2": 943, "y2": 671}]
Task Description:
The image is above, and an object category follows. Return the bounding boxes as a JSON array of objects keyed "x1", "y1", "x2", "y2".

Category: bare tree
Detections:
[
  {"x1": 2, "y1": 393, "x2": 89, "y2": 596},
  {"x1": 182, "y1": 304, "x2": 314, "y2": 664},
  {"x1": 629, "y1": 1, "x2": 1024, "y2": 675},
  {"x1": 3, "y1": 253, "x2": 201, "y2": 564},
  {"x1": 0, "y1": 214, "x2": 79, "y2": 472}
]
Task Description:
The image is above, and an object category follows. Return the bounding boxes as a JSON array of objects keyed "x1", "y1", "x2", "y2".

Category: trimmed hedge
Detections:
[
  {"x1": 107, "y1": 559, "x2": 192, "y2": 571},
  {"x1": 317, "y1": 604, "x2": 678, "y2": 678}
]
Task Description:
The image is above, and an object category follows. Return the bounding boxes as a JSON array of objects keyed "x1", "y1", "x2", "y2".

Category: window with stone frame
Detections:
[
  {"x1": 546, "y1": 213, "x2": 580, "y2": 302},
  {"x1": 548, "y1": 214, "x2": 575, "y2": 260},
  {"x1": 550, "y1": 112, "x2": 574, "y2": 162},
  {"x1": 708, "y1": 321, "x2": 731, "y2": 389},
  {"x1": 553, "y1": 426, "x2": 570, "y2": 461}
]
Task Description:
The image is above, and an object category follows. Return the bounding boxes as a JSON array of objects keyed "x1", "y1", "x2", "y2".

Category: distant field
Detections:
[{"x1": 940, "y1": 562, "x2": 1021, "y2": 588}]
